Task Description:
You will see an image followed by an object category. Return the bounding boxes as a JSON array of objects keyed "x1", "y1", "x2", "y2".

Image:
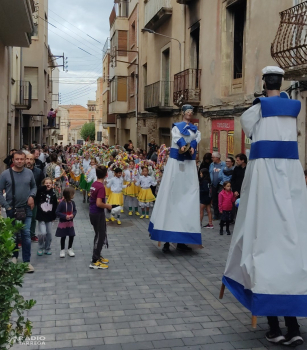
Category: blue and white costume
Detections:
[
  {"x1": 223, "y1": 95, "x2": 307, "y2": 316},
  {"x1": 149, "y1": 119, "x2": 202, "y2": 245}
]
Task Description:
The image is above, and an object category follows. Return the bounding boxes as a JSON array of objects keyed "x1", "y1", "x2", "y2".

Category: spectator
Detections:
[
  {"x1": 39, "y1": 147, "x2": 50, "y2": 165},
  {"x1": 150, "y1": 151, "x2": 158, "y2": 163},
  {"x1": 0, "y1": 151, "x2": 37, "y2": 272},
  {"x1": 31, "y1": 149, "x2": 44, "y2": 171},
  {"x1": 147, "y1": 139, "x2": 158, "y2": 159},
  {"x1": 26, "y1": 153, "x2": 45, "y2": 243},
  {"x1": 231, "y1": 153, "x2": 247, "y2": 198},
  {"x1": 47, "y1": 108, "x2": 56, "y2": 128},
  {"x1": 3, "y1": 149, "x2": 17, "y2": 168},
  {"x1": 199, "y1": 153, "x2": 212, "y2": 173},
  {"x1": 209, "y1": 152, "x2": 226, "y2": 220},
  {"x1": 218, "y1": 157, "x2": 235, "y2": 183}
]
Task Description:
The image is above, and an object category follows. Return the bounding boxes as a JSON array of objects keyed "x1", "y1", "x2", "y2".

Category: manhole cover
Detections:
[{"x1": 107, "y1": 220, "x2": 135, "y2": 228}]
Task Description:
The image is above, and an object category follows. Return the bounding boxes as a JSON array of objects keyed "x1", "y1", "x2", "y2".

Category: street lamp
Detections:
[{"x1": 141, "y1": 28, "x2": 182, "y2": 70}]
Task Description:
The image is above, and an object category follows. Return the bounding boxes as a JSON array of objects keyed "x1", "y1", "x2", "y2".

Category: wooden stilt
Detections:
[
  {"x1": 219, "y1": 283, "x2": 225, "y2": 299},
  {"x1": 252, "y1": 315, "x2": 257, "y2": 329}
]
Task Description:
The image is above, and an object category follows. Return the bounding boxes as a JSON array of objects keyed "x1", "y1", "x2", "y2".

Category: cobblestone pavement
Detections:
[{"x1": 12, "y1": 191, "x2": 306, "y2": 350}]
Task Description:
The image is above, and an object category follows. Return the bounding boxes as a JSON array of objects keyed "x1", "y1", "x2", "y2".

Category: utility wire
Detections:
[
  {"x1": 49, "y1": 8, "x2": 102, "y2": 44},
  {"x1": 42, "y1": 16, "x2": 102, "y2": 56}
]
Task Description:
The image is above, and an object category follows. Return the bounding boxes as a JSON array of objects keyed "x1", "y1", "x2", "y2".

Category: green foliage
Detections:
[
  {"x1": 80, "y1": 122, "x2": 95, "y2": 141},
  {"x1": 0, "y1": 218, "x2": 36, "y2": 350}
]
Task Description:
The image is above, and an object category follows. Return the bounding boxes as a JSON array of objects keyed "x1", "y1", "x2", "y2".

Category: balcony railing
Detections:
[
  {"x1": 43, "y1": 123, "x2": 60, "y2": 130},
  {"x1": 173, "y1": 69, "x2": 201, "y2": 106},
  {"x1": 144, "y1": 0, "x2": 172, "y2": 31},
  {"x1": 271, "y1": 1, "x2": 307, "y2": 80},
  {"x1": 109, "y1": 1, "x2": 129, "y2": 28},
  {"x1": 144, "y1": 81, "x2": 173, "y2": 112},
  {"x1": 15, "y1": 81, "x2": 32, "y2": 110}
]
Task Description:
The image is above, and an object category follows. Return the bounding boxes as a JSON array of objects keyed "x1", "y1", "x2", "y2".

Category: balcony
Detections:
[
  {"x1": 43, "y1": 123, "x2": 60, "y2": 130},
  {"x1": 0, "y1": 0, "x2": 34, "y2": 47},
  {"x1": 109, "y1": 1, "x2": 129, "y2": 28},
  {"x1": 144, "y1": 81, "x2": 173, "y2": 112},
  {"x1": 271, "y1": 1, "x2": 307, "y2": 80},
  {"x1": 144, "y1": 0, "x2": 172, "y2": 31},
  {"x1": 15, "y1": 81, "x2": 32, "y2": 110},
  {"x1": 173, "y1": 69, "x2": 201, "y2": 106}
]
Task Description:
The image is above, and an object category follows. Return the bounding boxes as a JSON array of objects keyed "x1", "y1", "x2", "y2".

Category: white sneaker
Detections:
[
  {"x1": 67, "y1": 248, "x2": 75, "y2": 257},
  {"x1": 60, "y1": 250, "x2": 65, "y2": 258},
  {"x1": 26, "y1": 263, "x2": 35, "y2": 273}
]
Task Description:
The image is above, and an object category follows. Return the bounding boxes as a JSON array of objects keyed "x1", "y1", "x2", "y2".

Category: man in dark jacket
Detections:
[
  {"x1": 231, "y1": 153, "x2": 247, "y2": 197},
  {"x1": 26, "y1": 154, "x2": 45, "y2": 242}
]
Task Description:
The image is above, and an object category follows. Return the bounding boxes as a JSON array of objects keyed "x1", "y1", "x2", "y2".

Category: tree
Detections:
[
  {"x1": 80, "y1": 122, "x2": 95, "y2": 141},
  {"x1": 0, "y1": 218, "x2": 36, "y2": 349}
]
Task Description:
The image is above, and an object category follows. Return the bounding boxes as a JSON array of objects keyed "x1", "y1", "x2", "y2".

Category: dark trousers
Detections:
[
  {"x1": 220, "y1": 221, "x2": 230, "y2": 232},
  {"x1": 90, "y1": 212, "x2": 107, "y2": 262},
  {"x1": 212, "y1": 184, "x2": 223, "y2": 219},
  {"x1": 267, "y1": 316, "x2": 299, "y2": 332}
]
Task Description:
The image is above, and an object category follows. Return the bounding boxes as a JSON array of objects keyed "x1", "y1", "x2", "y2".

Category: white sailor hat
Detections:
[{"x1": 262, "y1": 66, "x2": 285, "y2": 76}]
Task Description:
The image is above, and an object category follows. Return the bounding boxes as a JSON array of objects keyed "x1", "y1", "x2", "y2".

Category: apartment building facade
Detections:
[
  {"x1": 0, "y1": 0, "x2": 35, "y2": 172},
  {"x1": 108, "y1": 0, "x2": 295, "y2": 159}
]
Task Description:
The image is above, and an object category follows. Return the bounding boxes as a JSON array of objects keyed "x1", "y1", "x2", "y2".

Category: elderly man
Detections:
[
  {"x1": 0, "y1": 151, "x2": 37, "y2": 272},
  {"x1": 26, "y1": 153, "x2": 45, "y2": 243},
  {"x1": 209, "y1": 152, "x2": 225, "y2": 220}
]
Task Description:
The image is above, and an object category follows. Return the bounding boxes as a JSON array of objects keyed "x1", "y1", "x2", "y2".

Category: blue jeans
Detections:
[{"x1": 7, "y1": 206, "x2": 32, "y2": 263}]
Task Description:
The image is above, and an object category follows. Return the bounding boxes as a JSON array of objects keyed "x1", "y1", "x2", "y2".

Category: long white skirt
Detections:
[
  {"x1": 149, "y1": 158, "x2": 202, "y2": 245},
  {"x1": 223, "y1": 158, "x2": 307, "y2": 316}
]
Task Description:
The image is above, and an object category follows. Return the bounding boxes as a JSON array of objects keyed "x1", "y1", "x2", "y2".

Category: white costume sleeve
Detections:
[
  {"x1": 241, "y1": 103, "x2": 262, "y2": 138},
  {"x1": 106, "y1": 178, "x2": 113, "y2": 188},
  {"x1": 171, "y1": 126, "x2": 182, "y2": 144},
  {"x1": 55, "y1": 165, "x2": 61, "y2": 178},
  {"x1": 150, "y1": 176, "x2": 157, "y2": 187},
  {"x1": 87, "y1": 168, "x2": 96, "y2": 183},
  {"x1": 195, "y1": 130, "x2": 201, "y2": 144}
]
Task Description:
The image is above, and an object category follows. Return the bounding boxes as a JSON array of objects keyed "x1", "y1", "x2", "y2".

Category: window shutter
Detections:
[
  {"x1": 117, "y1": 77, "x2": 127, "y2": 101},
  {"x1": 24, "y1": 67, "x2": 38, "y2": 99},
  {"x1": 118, "y1": 30, "x2": 127, "y2": 56}
]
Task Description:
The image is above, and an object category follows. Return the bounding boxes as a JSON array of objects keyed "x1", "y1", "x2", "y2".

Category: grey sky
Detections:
[{"x1": 48, "y1": 0, "x2": 114, "y2": 107}]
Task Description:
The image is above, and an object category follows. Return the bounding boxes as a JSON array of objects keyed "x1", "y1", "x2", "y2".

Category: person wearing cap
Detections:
[
  {"x1": 148, "y1": 104, "x2": 202, "y2": 252},
  {"x1": 222, "y1": 66, "x2": 307, "y2": 347}
]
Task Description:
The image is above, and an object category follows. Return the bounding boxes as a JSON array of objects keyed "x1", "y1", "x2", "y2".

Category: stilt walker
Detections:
[{"x1": 221, "y1": 66, "x2": 306, "y2": 347}]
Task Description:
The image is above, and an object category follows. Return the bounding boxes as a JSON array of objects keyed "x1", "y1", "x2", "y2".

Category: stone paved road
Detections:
[{"x1": 12, "y1": 191, "x2": 306, "y2": 350}]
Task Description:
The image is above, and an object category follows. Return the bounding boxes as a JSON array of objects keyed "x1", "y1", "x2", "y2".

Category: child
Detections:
[
  {"x1": 218, "y1": 181, "x2": 236, "y2": 235},
  {"x1": 199, "y1": 168, "x2": 213, "y2": 228},
  {"x1": 82, "y1": 158, "x2": 98, "y2": 203},
  {"x1": 80, "y1": 154, "x2": 91, "y2": 203},
  {"x1": 125, "y1": 160, "x2": 140, "y2": 216},
  {"x1": 137, "y1": 167, "x2": 157, "y2": 219},
  {"x1": 106, "y1": 168, "x2": 128, "y2": 225},
  {"x1": 55, "y1": 187, "x2": 77, "y2": 257},
  {"x1": 89, "y1": 166, "x2": 113, "y2": 270},
  {"x1": 36, "y1": 177, "x2": 58, "y2": 256},
  {"x1": 71, "y1": 159, "x2": 81, "y2": 189},
  {"x1": 122, "y1": 163, "x2": 130, "y2": 213}
]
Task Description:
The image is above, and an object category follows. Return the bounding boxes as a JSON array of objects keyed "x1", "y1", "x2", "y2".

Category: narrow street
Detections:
[{"x1": 10, "y1": 191, "x2": 306, "y2": 350}]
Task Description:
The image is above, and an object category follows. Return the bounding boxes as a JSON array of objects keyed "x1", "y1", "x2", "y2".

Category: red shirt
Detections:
[{"x1": 89, "y1": 181, "x2": 105, "y2": 214}]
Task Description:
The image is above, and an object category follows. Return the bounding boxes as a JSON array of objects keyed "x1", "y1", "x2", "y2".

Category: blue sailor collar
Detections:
[{"x1": 173, "y1": 122, "x2": 198, "y2": 136}]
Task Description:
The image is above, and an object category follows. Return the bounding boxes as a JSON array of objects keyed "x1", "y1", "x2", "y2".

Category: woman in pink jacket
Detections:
[{"x1": 218, "y1": 181, "x2": 237, "y2": 235}]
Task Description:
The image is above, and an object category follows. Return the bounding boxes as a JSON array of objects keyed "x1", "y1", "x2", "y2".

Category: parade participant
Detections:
[
  {"x1": 125, "y1": 160, "x2": 140, "y2": 216},
  {"x1": 45, "y1": 153, "x2": 64, "y2": 200},
  {"x1": 199, "y1": 168, "x2": 213, "y2": 228},
  {"x1": 222, "y1": 66, "x2": 306, "y2": 347},
  {"x1": 149, "y1": 104, "x2": 202, "y2": 253},
  {"x1": 218, "y1": 181, "x2": 236, "y2": 236},
  {"x1": 36, "y1": 178, "x2": 58, "y2": 256},
  {"x1": 136, "y1": 167, "x2": 156, "y2": 219},
  {"x1": 55, "y1": 187, "x2": 77, "y2": 258},
  {"x1": 80, "y1": 153, "x2": 91, "y2": 203},
  {"x1": 80, "y1": 157, "x2": 97, "y2": 203},
  {"x1": 89, "y1": 166, "x2": 112, "y2": 270},
  {"x1": 70, "y1": 158, "x2": 81, "y2": 189},
  {"x1": 106, "y1": 168, "x2": 129, "y2": 225}
]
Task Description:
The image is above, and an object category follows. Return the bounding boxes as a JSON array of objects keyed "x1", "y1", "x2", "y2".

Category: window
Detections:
[
  {"x1": 190, "y1": 23, "x2": 200, "y2": 72},
  {"x1": 92, "y1": 115, "x2": 94, "y2": 122},
  {"x1": 24, "y1": 67, "x2": 38, "y2": 99},
  {"x1": 230, "y1": 0, "x2": 246, "y2": 79},
  {"x1": 110, "y1": 77, "x2": 128, "y2": 102},
  {"x1": 160, "y1": 128, "x2": 171, "y2": 147},
  {"x1": 213, "y1": 131, "x2": 219, "y2": 151},
  {"x1": 131, "y1": 21, "x2": 136, "y2": 47},
  {"x1": 111, "y1": 30, "x2": 128, "y2": 57},
  {"x1": 227, "y1": 131, "x2": 234, "y2": 156},
  {"x1": 130, "y1": 72, "x2": 135, "y2": 95}
]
